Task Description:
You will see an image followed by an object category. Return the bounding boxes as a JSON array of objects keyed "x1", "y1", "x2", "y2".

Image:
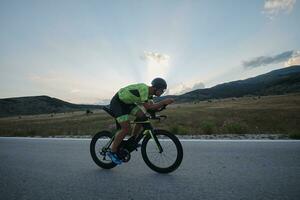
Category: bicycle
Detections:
[{"x1": 90, "y1": 105, "x2": 183, "y2": 173}]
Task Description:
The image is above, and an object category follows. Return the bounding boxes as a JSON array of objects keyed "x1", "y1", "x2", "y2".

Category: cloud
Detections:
[
  {"x1": 285, "y1": 50, "x2": 300, "y2": 66},
  {"x1": 191, "y1": 82, "x2": 205, "y2": 90},
  {"x1": 242, "y1": 50, "x2": 295, "y2": 69},
  {"x1": 141, "y1": 51, "x2": 170, "y2": 63},
  {"x1": 97, "y1": 99, "x2": 111, "y2": 105},
  {"x1": 140, "y1": 51, "x2": 171, "y2": 83},
  {"x1": 167, "y1": 82, "x2": 205, "y2": 95},
  {"x1": 263, "y1": 0, "x2": 296, "y2": 18}
]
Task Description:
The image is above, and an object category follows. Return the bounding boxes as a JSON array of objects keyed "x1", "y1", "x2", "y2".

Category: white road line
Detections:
[
  {"x1": 179, "y1": 139, "x2": 300, "y2": 142},
  {"x1": 0, "y1": 137, "x2": 299, "y2": 142}
]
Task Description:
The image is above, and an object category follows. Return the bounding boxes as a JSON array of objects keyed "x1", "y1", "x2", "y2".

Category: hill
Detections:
[
  {"x1": 173, "y1": 65, "x2": 300, "y2": 102},
  {"x1": 1, "y1": 93, "x2": 299, "y2": 136},
  {"x1": 0, "y1": 95, "x2": 102, "y2": 117},
  {"x1": 1, "y1": 65, "x2": 300, "y2": 117}
]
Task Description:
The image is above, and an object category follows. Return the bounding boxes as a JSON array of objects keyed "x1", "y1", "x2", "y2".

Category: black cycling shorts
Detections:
[{"x1": 110, "y1": 93, "x2": 139, "y2": 123}]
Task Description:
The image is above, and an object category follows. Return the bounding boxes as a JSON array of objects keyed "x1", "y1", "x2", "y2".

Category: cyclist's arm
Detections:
[
  {"x1": 143, "y1": 98, "x2": 174, "y2": 110},
  {"x1": 143, "y1": 101, "x2": 164, "y2": 110}
]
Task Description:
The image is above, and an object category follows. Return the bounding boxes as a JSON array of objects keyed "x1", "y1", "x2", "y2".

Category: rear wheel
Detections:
[
  {"x1": 90, "y1": 131, "x2": 117, "y2": 169},
  {"x1": 141, "y1": 129, "x2": 183, "y2": 173}
]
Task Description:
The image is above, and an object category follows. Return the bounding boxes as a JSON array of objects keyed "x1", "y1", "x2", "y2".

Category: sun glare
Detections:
[{"x1": 142, "y1": 51, "x2": 170, "y2": 83}]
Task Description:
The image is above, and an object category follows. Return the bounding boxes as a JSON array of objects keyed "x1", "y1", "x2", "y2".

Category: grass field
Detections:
[{"x1": 0, "y1": 93, "x2": 300, "y2": 137}]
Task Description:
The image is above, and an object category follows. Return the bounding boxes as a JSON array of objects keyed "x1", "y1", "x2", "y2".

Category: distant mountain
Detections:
[
  {"x1": 1, "y1": 65, "x2": 300, "y2": 117},
  {"x1": 173, "y1": 65, "x2": 300, "y2": 102},
  {"x1": 0, "y1": 95, "x2": 103, "y2": 117}
]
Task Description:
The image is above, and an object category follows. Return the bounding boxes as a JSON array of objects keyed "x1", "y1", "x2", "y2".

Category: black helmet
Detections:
[{"x1": 151, "y1": 77, "x2": 167, "y2": 90}]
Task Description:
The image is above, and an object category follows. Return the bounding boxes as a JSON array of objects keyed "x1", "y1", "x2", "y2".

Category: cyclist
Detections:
[{"x1": 107, "y1": 77, "x2": 174, "y2": 164}]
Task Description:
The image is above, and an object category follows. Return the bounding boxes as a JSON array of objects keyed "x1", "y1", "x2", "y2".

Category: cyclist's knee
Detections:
[
  {"x1": 136, "y1": 110, "x2": 146, "y2": 117},
  {"x1": 119, "y1": 121, "x2": 131, "y2": 135},
  {"x1": 135, "y1": 110, "x2": 147, "y2": 122}
]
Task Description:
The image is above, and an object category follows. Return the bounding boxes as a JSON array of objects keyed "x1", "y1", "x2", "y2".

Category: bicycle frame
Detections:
[{"x1": 103, "y1": 119, "x2": 163, "y2": 153}]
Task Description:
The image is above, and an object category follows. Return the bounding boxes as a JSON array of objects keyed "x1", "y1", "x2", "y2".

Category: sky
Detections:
[{"x1": 1, "y1": 0, "x2": 300, "y2": 104}]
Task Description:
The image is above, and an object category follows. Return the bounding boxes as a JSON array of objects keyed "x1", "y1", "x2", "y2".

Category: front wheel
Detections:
[
  {"x1": 90, "y1": 131, "x2": 117, "y2": 169},
  {"x1": 141, "y1": 129, "x2": 183, "y2": 173}
]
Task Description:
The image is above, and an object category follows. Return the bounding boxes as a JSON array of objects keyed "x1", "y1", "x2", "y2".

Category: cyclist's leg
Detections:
[
  {"x1": 131, "y1": 106, "x2": 147, "y2": 138},
  {"x1": 109, "y1": 94, "x2": 132, "y2": 153},
  {"x1": 111, "y1": 119, "x2": 131, "y2": 152},
  {"x1": 133, "y1": 112, "x2": 145, "y2": 138}
]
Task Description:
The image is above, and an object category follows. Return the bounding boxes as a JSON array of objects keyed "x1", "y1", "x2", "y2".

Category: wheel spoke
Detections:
[
  {"x1": 90, "y1": 131, "x2": 117, "y2": 168},
  {"x1": 144, "y1": 132, "x2": 180, "y2": 169}
]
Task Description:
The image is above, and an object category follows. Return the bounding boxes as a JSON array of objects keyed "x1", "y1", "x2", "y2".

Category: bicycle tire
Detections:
[
  {"x1": 90, "y1": 131, "x2": 117, "y2": 169},
  {"x1": 141, "y1": 129, "x2": 183, "y2": 173}
]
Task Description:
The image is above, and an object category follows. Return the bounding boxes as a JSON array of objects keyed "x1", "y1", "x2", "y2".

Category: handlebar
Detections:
[{"x1": 147, "y1": 105, "x2": 168, "y2": 121}]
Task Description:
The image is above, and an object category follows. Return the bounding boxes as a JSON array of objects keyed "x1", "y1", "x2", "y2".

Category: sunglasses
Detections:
[{"x1": 158, "y1": 88, "x2": 166, "y2": 93}]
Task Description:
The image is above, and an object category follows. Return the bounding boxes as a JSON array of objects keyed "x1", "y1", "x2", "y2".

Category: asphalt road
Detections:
[{"x1": 0, "y1": 137, "x2": 299, "y2": 200}]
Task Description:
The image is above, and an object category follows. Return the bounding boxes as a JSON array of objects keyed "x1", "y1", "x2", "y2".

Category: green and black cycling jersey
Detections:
[
  {"x1": 118, "y1": 83, "x2": 151, "y2": 104},
  {"x1": 110, "y1": 83, "x2": 153, "y2": 123}
]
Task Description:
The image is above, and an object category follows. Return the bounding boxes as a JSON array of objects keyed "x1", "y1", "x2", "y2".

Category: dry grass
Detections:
[
  {"x1": 154, "y1": 93, "x2": 300, "y2": 135},
  {"x1": 0, "y1": 93, "x2": 300, "y2": 136},
  {"x1": 0, "y1": 110, "x2": 114, "y2": 137}
]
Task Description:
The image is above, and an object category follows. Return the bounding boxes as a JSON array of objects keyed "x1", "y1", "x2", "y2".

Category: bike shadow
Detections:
[{"x1": 86, "y1": 165, "x2": 182, "y2": 182}]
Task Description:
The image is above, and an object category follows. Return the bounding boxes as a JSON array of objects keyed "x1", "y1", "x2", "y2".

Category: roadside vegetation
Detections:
[{"x1": 0, "y1": 93, "x2": 299, "y2": 137}]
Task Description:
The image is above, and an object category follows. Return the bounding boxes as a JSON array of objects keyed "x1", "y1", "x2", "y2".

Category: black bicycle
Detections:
[{"x1": 90, "y1": 105, "x2": 183, "y2": 173}]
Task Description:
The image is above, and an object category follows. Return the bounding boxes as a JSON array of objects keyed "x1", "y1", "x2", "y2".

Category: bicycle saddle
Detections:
[{"x1": 102, "y1": 105, "x2": 116, "y2": 118}]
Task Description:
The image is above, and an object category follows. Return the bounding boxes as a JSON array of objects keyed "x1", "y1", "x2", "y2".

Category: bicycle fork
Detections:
[{"x1": 145, "y1": 130, "x2": 163, "y2": 153}]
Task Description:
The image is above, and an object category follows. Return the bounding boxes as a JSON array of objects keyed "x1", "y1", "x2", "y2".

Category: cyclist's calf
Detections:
[
  {"x1": 111, "y1": 121, "x2": 131, "y2": 152},
  {"x1": 111, "y1": 110, "x2": 146, "y2": 152}
]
